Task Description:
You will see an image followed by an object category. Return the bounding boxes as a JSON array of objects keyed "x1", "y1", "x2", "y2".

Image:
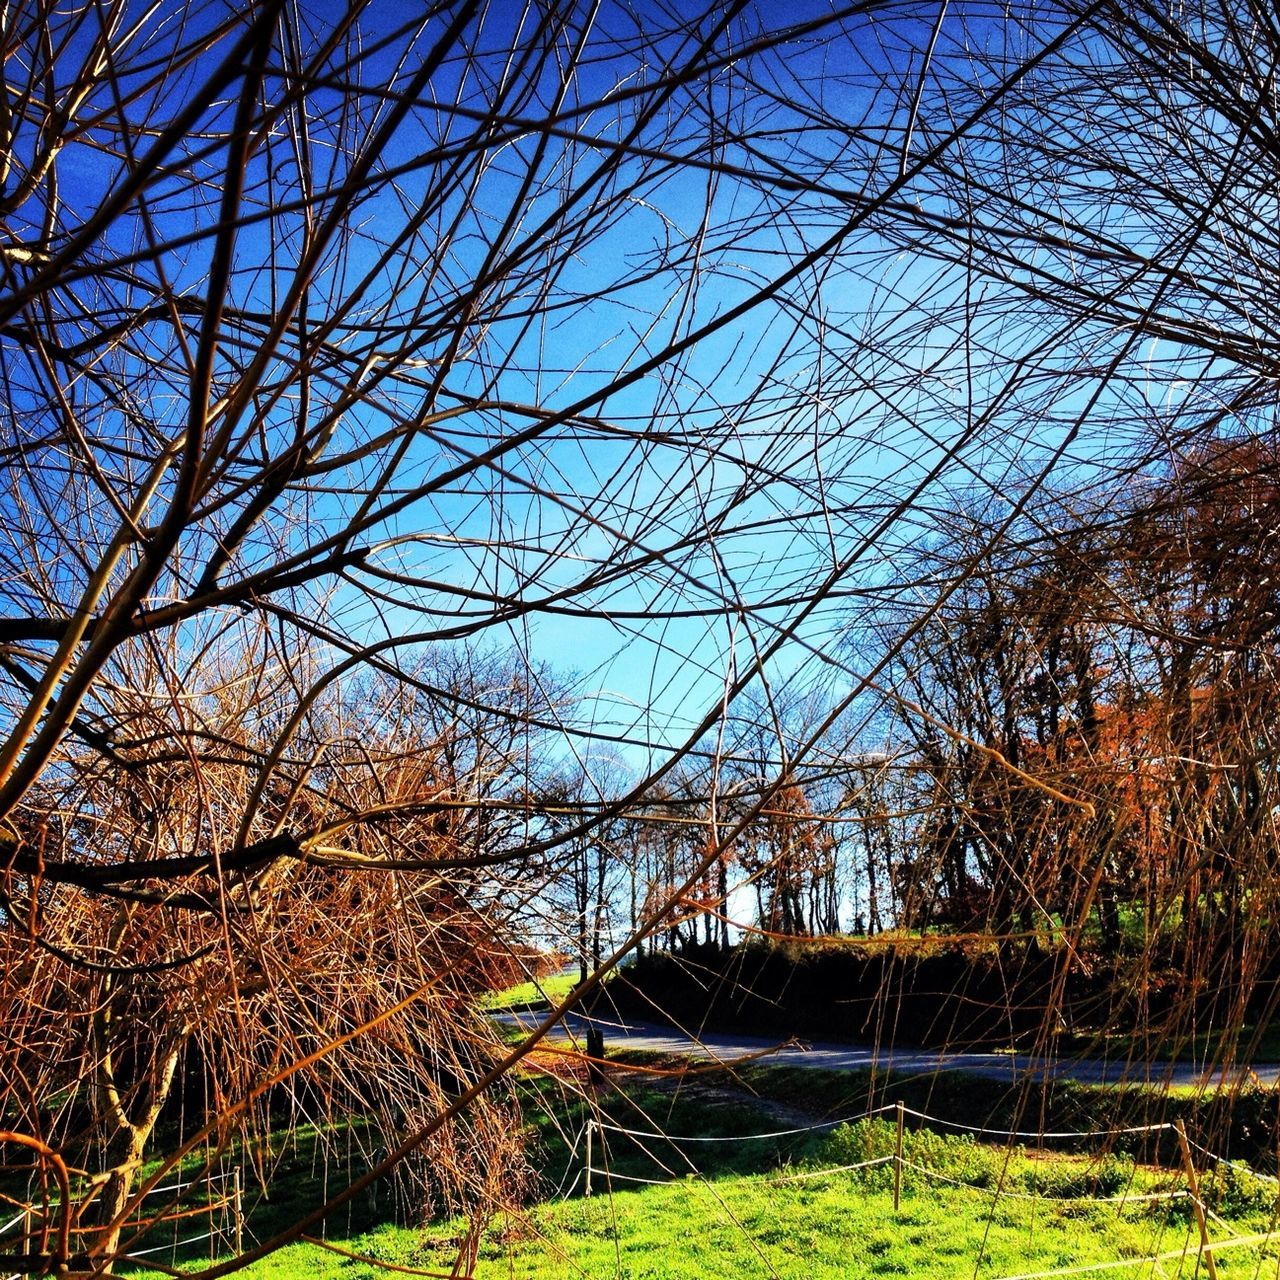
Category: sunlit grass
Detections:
[
  {"x1": 128, "y1": 1093, "x2": 1280, "y2": 1280},
  {"x1": 480, "y1": 969, "x2": 578, "y2": 1013},
  {"x1": 136, "y1": 1169, "x2": 1277, "y2": 1280}
]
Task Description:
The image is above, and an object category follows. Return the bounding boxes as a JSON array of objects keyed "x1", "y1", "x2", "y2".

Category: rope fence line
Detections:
[
  {"x1": 767, "y1": 1155, "x2": 894, "y2": 1185},
  {"x1": 146, "y1": 1168, "x2": 239, "y2": 1199},
  {"x1": 582, "y1": 1100, "x2": 1280, "y2": 1203},
  {"x1": 597, "y1": 1101, "x2": 896, "y2": 1144},
  {"x1": 1185, "y1": 1133, "x2": 1280, "y2": 1185},
  {"x1": 122, "y1": 1226, "x2": 221, "y2": 1261},
  {"x1": 588, "y1": 1114, "x2": 689, "y2": 1197},
  {"x1": 545, "y1": 1124, "x2": 589, "y2": 1201},
  {"x1": 595, "y1": 1170, "x2": 673, "y2": 1187},
  {"x1": 989, "y1": 1230, "x2": 1280, "y2": 1280},
  {"x1": 597, "y1": 1102, "x2": 1176, "y2": 1150},
  {"x1": 897, "y1": 1107, "x2": 1175, "y2": 1142},
  {"x1": 578, "y1": 1100, "x2": 1280, "y2": 1276},
  {"x1": 1203, "y1": 1204, "x2": 1235, "y2": 1232}
]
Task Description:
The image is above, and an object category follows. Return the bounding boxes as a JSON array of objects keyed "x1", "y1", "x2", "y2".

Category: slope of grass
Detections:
[
  {"x1": 480, "y1": 970, "x2": 577, "y2": 1014},
  {"x1": 144, "y1": 1166, "x2": 1275, "y2": 1280},
  {"x1": 125, "y1": 963, "x2": 1280, "y2": 1280},
  {"x1": 127, "y1": 1089, "x2": 1280, "y2": 1280}
]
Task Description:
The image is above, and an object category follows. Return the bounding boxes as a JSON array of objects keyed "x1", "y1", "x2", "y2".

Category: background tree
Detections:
[{"x1": 545, "y1": 753, "x2": 633, "y2": 983}]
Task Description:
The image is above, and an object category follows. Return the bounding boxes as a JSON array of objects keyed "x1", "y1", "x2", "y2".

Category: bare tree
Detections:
[
  {"x1": 847, "y1": 0, "x2": 1280, "y2": 1048},
  {"x1": 4, "y1": 0, "x2": 1276, "y2": 1273},
  {"x1": 4, "y1": 2, "x2": 1053, "y2": 1272},
  {"x1": 2, "y1": 622, "x2": 545, "y2": 1263},
  {"x1": 544, "y1": 753, "x2": 632, "y2": 983}
]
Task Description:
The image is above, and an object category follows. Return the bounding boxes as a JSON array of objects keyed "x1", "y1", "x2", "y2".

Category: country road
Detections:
[{"x1": 497, "y1": 1008, "x2": 1279, "y2": 1090}]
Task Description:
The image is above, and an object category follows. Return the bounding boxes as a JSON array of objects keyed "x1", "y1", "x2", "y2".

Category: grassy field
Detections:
[
  {"x1": 122, "y1": 977, "x2": 1280, "y2": 1278},
  {"x1": 479, "y1": 969, "x2": 578, "y2": 1013},
  {"x1": 128, "y1": 1082, "x2": 1280, "y2": 1280},
  {"x1": 133, "y1": 1153, "x2": 1278, "y2": 1280}
]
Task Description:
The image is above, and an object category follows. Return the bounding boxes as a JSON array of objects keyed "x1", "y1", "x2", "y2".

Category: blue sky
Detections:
[{"x1": 1, "y1": 0, "x2": 1247, "y2": 800}]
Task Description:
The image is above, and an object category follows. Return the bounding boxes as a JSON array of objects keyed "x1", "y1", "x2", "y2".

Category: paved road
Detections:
[{"x1": 498, "y1": 1008, "x2": 1278, "y2": 1090}]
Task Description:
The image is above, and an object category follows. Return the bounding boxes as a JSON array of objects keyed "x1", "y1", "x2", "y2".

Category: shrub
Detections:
[
  {"x1": 820, "y1": 1119, "x2": 1152, "y2": 1204},
  {"x1": 1201, "y1": 1161, "x2": 1280, "y2": 1218},
  {"x1": 1023, "y1": 1152, "x2": 1136, "y2": 1200}
]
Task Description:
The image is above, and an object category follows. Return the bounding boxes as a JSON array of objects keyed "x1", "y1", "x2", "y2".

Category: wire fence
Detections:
[
  {"x1": 118, "y1": 1167, "x2": 244, "y2": 1266},
  {"x1": 577, "y1": 1101, "x2": 1280, "y2": 1280},
  {"x1": 0, "y1": 1162, "x2": 244, "y2": 1279}
]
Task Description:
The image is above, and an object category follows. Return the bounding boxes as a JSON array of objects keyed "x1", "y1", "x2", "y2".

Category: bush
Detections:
[
  {"x1": 823, "y1": 1118, "x2": 894, "y2": 1166},
  {"x1": 821, "y1": 1119, "x2": 1006, "y2": 1192},
  {"x1": 820, "y1": 1119, "x2": 1151, "y2": 1204},
  {"x1": 1201, "y1": 1161, "x2": 1280, "y2": 1218},
  {"x1": 1024, "y1": 1152, "x2": 1135, "y2": 1200}
]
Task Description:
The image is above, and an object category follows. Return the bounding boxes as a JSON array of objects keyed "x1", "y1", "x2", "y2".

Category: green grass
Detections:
[
  {"x1": 1057, "y1": 1019, "x2": 1280, "y2": 1067},
  {"x1": 127, "y1": 1079, "x2": 1280, "y2": 1280},
  {"x1": 135, "y1": 1162, "x2": 1278, "y2": 1280},
  {"x1": 480, "y1": 969, "x2": 578, "y2": 1013},
  {"x1": 453, "y1": 1176, "x2": 1262, "y2": 1280},
  {"x1": 118, "y1": 961, "x2": 1280, "y2": 1277}
]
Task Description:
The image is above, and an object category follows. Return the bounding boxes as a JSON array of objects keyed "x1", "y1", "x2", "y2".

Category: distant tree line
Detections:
[{"x1": 587, "y1": 436, "x2": 1280, "y2": 980}]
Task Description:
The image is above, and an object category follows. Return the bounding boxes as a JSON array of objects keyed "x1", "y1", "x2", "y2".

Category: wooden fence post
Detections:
[
  {"x1": 893, "y1": 1101, "x2": 904, "y2": 1212},
  {"x1": 585, "y1": 1119, "x2": 593, "y2": 1198},
  {"x1": 1175, "y1": 1119, "x2": 1219, "y2": 1280},
  {"x1": 233, "y1": 1166, "x2": 243, "y2": 1255}
]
